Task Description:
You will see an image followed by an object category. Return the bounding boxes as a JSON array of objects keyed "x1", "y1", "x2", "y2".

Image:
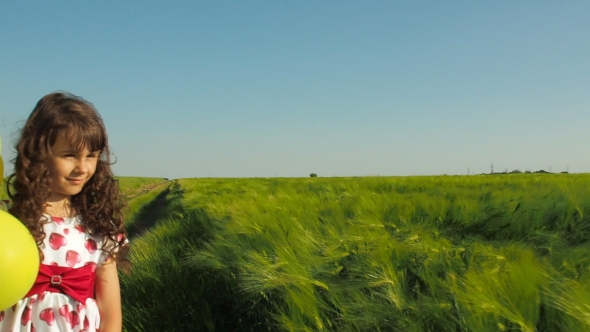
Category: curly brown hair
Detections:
[{"x1": 6, "y1": 91, "x2": 129, "y2": 270}]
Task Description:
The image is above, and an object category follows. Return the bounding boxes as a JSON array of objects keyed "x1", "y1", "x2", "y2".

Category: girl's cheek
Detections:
[{"x1": 88, "y1": 164, "x2": 96, "y2": 177}]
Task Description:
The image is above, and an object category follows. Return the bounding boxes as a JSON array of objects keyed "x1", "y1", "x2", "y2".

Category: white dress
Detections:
[{"x1": 0, "y1": 215, "x2": 116, "y2": 332}]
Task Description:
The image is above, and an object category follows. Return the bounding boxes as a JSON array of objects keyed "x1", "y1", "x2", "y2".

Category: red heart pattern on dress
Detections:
[
  {"x1": 51, "y1": 216, "x2": 65, "y2": 225},
  {"x1": 85, "y1": 238, "x2": 97, "y2": 254},
  {"x1": 49, "y1": 233, "x2": 67, "y2": 250},
  {"x1": 65, "y1": 250, "x2": 81, "y2": 267},
  {"x1": 69, "y1": 311, "x2": 80, "y2": 328},
  {"x1": 21, "y1": 307, "x2": 32, "y2": 326},
  {"x1": 39, "y1": 308, "x2": 55, "y2": 326},
  {"x1": 58, "y1": 305, "x2": 68, "y2": 318},
  {"x1": 59, "y1": 305, "x2": 80, "y2": 328}
]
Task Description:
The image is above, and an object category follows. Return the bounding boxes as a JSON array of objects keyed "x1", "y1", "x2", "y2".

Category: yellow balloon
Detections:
[{"x1": 0, "y1": 210, "x2": 40, "y2": 311}]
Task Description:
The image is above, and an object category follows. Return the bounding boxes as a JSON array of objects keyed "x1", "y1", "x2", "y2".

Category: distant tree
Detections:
[{"x1": 310, "y1": 173, "x2": 318, "y2": 177}]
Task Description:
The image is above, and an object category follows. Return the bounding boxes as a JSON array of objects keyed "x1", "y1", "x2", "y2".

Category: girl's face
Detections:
[{"x1": 46, "y1": 133, "x2": 100, "y2": 202}]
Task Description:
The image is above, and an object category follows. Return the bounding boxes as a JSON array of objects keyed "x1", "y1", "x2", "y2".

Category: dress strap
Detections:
[{"x1": 26, "y1": 264, "x2": 96, "y2": 303}]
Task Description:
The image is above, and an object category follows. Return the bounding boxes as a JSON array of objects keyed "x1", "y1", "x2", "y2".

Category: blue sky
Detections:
[{"x1": 1, "y1": 1, "x2": 589, "y2": 178}]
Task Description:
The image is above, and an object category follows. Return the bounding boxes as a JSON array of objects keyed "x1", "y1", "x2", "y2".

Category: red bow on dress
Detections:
[{"x1": 26, "y1": 264, "x2": 96, "y2": 303}]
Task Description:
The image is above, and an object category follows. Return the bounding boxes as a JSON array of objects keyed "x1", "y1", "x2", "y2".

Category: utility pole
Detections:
[
  {"x1": 491, "y1": 163, "x2": 494, "y2": 174},
  {"x1": 467, "y1": 167, "x2": 470, "y2": 175}
]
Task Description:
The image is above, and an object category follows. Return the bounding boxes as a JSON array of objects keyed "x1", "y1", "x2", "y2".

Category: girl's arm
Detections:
[{"x1": 95, "y1": 258, "x2": 122, "y2": 332}]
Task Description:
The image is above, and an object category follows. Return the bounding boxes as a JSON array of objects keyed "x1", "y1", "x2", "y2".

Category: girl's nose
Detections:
[{"x1": 75, "y1": 158, "x2": 89, "y2": 173}]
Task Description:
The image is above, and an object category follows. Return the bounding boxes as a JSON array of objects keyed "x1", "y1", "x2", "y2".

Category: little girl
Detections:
[{"x1": 0, "y1": 92, "x2": 129, "y2": 332}]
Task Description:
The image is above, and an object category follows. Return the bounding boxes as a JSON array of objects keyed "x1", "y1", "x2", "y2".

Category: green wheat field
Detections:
[{"x1": 3, "y1": 174, "x2": 590, "y2": 331}]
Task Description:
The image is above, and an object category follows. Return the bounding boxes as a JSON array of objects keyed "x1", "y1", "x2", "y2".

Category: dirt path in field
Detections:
[
  {"x1": 126, "y1": 184, "x2": 172, "y2": 239},
  {"x1": 124, "y1": 180, "x2": 169, "y2": 200}
]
